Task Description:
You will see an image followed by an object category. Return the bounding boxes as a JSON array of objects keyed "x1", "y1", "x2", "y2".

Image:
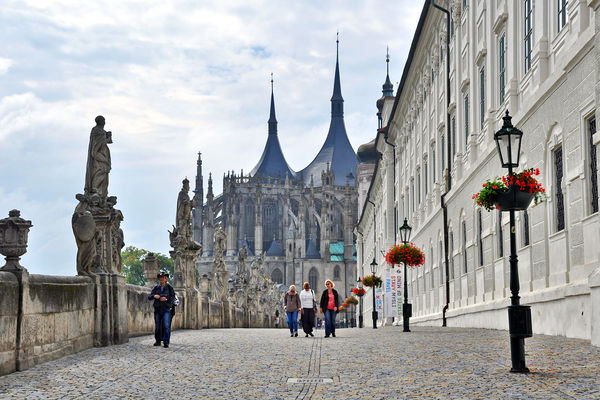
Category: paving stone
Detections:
[{"x1": 0, "y1": 327, "x2": 598, "y2": 399}]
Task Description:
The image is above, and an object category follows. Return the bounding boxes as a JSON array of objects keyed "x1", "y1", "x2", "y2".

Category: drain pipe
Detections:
[
  {"x1": 383, "y1": 129, "x2": 398, "y2": 244},
  {"x1": 431, "y1": 0, "x2": 451, "y2": 327}
]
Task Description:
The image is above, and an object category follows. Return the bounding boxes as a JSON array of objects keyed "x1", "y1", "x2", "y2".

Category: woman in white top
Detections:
[{"x1": 299, "y1": 282, "x2": 317, "y2": 337}]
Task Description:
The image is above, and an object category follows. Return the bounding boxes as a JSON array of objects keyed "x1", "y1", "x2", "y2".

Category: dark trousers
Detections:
[
  {"x1": 154, "y1": 308, "x2": 171, "y2": 344},
  {"x1": 301, "y1": 308, "x2": 315, "y2": 334}
]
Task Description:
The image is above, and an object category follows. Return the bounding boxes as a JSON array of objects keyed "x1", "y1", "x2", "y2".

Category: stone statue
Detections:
[
  {"x1": 249, "y1": 253, "x2": 263, "y2": 290},
  {"x1": 176, "y1": 178, "x2": 194, "y2": 241},
  {"x1": 211, "y1": 227, "x2": 229, "y2": 301},
  {"x1": 84, "y1": 116, "x2": 112, "y2": 201},
  {"x1": 236, "y1": 244, "x2": 248, "y2": 282}
]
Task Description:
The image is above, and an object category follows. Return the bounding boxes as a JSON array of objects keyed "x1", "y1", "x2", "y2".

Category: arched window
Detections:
[
  {"x1": 333, "y1": 265, "x2": 341, "y2": 280},
  {"x1": 263, "y1": 199, "x2": 278, "y2": 248},
  {"x1": 308, "y1": 268, "x2": 319, "y2": 292},
  {"x1": 243, "y1": 200, "x2": 254, "y2": 241},
  {"x1": 271, "y1": 268, "x2": 283, "y2": 284}
]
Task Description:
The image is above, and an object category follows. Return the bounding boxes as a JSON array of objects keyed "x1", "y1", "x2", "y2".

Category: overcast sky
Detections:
[{"x1": 0, "y1": 0, "x2": 423, "y2": 275}]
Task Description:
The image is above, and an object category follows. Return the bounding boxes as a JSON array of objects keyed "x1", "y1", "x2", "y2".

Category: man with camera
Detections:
[{"x1": 148, "y1": 271, "x2": 175, "y2": 348}]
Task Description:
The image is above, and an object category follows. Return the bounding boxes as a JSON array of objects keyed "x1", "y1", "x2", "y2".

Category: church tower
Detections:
[{"x1": 192, "y1": 152, "x2": 203, "y2": 244}]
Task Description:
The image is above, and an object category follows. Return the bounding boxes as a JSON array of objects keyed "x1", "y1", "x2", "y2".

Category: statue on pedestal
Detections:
[
  {"x1": 73, "y1": 116, "x2": 123, "y2": 276},
  {"x1": 236, "y1": 244, "x2": 248, "y2": 283},
  {"x1": 211, "y1": 227, "x2": 229, "y2": 302}
]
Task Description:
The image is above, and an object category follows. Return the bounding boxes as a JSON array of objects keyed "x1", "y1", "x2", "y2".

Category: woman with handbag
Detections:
[
  {"x1": 299, "y1": 282, "x2": 317, "y2": 337},
  {"x1": 283, "y1": 285, "x2": 301, "y2": 337},
  {"x1": 319, "y1": 279, "x2": 339, "y2": 338}
]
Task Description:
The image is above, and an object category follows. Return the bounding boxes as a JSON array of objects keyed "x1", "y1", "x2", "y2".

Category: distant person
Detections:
[
  {"x1": 274, "y1": 309, "x2": 280, "y2": 328},
  {"x1": 319, "y1": 279, "x2": 339, "y2": 338},
  {"x1": 283, "y1": 285, "x2": 301, "y2": 337},
  {"x1": 148, "y1": 271, "x2": 175, "y2": 348},
  {"x1": 299, "y1": 282, "x2": 317, "y2": 337}
]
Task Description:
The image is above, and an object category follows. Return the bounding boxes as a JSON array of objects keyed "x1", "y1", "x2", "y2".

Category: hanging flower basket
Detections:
[
  {"x1": 361, "y1": 274, "x2": 383, "y2": 288},
  {"x1": 386, "y1": 243, "x2": 425, "y2": 267},
  {"x1": 473, "y1": 168, "x2": 545, "y2": 212},
  {"x1": 345, "y1": 296, "x2": 359, "y2": 305},
  {"x1": 338, "y1": 306, "x2": 347, "y2": 312},
  {"x1": 352, "y1": 287, "x2": 366, "y2": 297}
]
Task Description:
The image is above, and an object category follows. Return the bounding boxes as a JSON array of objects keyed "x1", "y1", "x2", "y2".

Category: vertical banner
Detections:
[
  {"x1": 384, "y1": 269, "x2": 392, "y2": 316},
  {"x1": 375, "y1": 287, "x2": 383, "y2": 313},
  {"x1": 395, "y1": 267, "x2": 403, "y2": 317},
  {"x1": 390, "y1": 268, "x2": 398, "y2": 316}
]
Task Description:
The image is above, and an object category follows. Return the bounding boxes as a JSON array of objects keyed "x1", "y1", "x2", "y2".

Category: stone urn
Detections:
[{"x1": 0, "y1": 209, "x2": 33, "y2": 270}]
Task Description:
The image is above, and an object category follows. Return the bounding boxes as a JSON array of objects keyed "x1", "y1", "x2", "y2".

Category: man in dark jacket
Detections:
[{"x1": 148, "y1": 271, "x2": 175, "y2": 348}]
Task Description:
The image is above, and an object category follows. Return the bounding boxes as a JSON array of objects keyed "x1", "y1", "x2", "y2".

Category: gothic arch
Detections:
[
  {"x1": 308, "y1": 267, "x2": 319, "y2": 292},
  {"x1": 271, "y1": 268, "x2": 283, "y2": 284}
]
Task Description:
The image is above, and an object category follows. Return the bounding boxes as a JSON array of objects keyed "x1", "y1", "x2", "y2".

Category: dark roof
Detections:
[
  {"x1": 299, "y1": 43, "x2": 358, "y2": 187},
  {"x1": 250, "y1": 85, "x2": 296, "y2": 180},
  {"x1": 357, "y1": 138, "x2": 378, "y2": 163},
  {"x1": 266, "y1": 238, "x2": 284, "y2": 257},
  {"x1": 304, "y1": 238, "x2": 321, "y2": 259}
]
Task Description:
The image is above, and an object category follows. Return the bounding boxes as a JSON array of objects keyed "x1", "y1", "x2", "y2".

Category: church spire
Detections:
[
  {"x1": 331, "y1": 32, "x2": 344, "y2": 117},
  {"x1": 268, "y1": 73, "x2": 277, "y2": 135},
  {"x1": 382, "y1": 46, "x2": 394, "y2": 97}
]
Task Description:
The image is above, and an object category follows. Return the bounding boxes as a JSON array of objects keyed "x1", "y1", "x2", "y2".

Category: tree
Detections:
[{"x1": 121, "y1": 246, "x2": 173, "y2": 286}]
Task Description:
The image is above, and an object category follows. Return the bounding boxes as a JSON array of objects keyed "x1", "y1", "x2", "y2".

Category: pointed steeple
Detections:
[
  {"x1": 268, "y1": 73, "x2": 277, "y2": 135},
  {"x1": 250, "y1": 76, "x2": 296, "y2": 180},
  {"x1": 193, "y1": 152, "x2": 204, "y2": 205},
  {"x1": 382, "y1": 46, "x2": 394, "y2": 97},
  {"x1": 331, "y1": 32, "x2": 344, "y2": 117},
  {"x1": 299, "y1": 34, "x2": 358, "y2": 187}
]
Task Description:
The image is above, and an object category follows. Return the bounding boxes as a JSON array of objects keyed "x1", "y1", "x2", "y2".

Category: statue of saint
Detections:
[
  {"x1": 84, "y1": 116, "x2": 112, "y2": 200},
  {"x1": 176, "y1": 178, "x2": 193, "y2": 241},
  {"x1": 236, "y1": 244, "x2": 248, "y2": 280}
]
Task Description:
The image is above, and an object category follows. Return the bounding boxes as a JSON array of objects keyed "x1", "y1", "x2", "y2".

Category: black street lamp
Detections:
[
  {"x1": 370, "y1": 258, "x2": 378, "y2": 329},
  {"x1": 399, "y1": 218, "x2": 412, "y2": 332},
  {"x1": 494, "y1": 111, "x2": 531, "y2": 373},
  {"x1": 357, "y1": 276, "x2": 364, "y2": 328}
]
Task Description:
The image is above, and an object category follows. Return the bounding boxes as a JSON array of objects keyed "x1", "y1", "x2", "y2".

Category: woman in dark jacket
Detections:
[{"x1": 319, "y1": 279, "x2": 339, "y2": 338}]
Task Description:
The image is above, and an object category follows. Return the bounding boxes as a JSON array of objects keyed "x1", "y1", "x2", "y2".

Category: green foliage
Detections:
[{"x1": 121, "y1": 246, "x2": 173, "y2": 286}]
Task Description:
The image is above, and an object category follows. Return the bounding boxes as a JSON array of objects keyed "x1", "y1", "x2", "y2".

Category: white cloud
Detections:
[{"x1": 0, "y1": 0, "x2": 425, "y2": 275}]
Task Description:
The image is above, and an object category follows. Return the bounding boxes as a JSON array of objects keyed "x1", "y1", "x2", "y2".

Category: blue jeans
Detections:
[
  {"x1": 324, "y1": 309, "x2": 336, "y2": 336},
  {"x1": 154, "y1": 308, "x2": 171, "y2": 344},
  {"x1": 286, "y1": 311, "x2": 298, "y2": 334}
]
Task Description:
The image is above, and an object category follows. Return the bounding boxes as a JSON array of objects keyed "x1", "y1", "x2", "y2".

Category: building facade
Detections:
[
  {"x1": 193, "y1": 43, "x2": 359, "y2": 306},
  {"x1": 357, "y1": 0, "x2": 600, "y2": 343}
]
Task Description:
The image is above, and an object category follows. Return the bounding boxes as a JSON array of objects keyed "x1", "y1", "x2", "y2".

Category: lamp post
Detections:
[
  {"x1": 370, "y1": 258, "x2": 378, "y2": 329},
  {"x1": 357, "y1": 277, "x2": 364, "y2": 328},
  {"x1": 494, "y1": 111, "x2": 531, "y2": 373},
  {"x1": 399, "y1": 218, "x2": 412, "y2": 332}
]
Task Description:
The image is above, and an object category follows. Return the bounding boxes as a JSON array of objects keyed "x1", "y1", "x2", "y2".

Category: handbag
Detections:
[{"x1": 311, "y1": 290, "x2": 318, "y2": 311}]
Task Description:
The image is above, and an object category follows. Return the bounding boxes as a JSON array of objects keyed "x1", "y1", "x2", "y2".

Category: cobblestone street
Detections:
[{"x1": 0, "y1": 326, "x2": 598, "y2": 399}]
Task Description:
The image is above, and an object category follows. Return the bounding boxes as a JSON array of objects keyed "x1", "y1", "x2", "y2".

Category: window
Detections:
[
  {"x1": 449, "y1": 232, "x2": 454, "y2": 279},
  {"x1": 451, "y1": 116, "x2": 457, "y2": 158},
  {"x1": 588, "y1": 117, "x2": 598, "y2": 214},
  {"x1": 462, "y1": 0, "x2": 467, "y2": 10},
  {"x1": 308, "y1": 268, "x2": 319, "y2": 292},
  {"x1": 432, "y1": 67, "x2": 435, "y2": 84},
  {"x1": 497, "y1": 212, "x2": 503, "y2": 257},
  {"x1": 263, "y1": 199, "x2": 279, "y2": 249},
  {"x1": 554, "y1": 146, "x2": 565, "y2": 231},
  {"x1": 462, "y1": 221, "x2": 467, "y2": 274},
  {"x1": 432, "y1": 146, "x2": 436, "y2": 183},
  {"x1": 558, "y1": 0, "x2": 568, "y2": 32},
  {"x1": 411, "y1": 181, "x2": 415, "y2": 212},
  {"x1": 441, "y1": 136, "x2": 446, "y2": 175},
  {"x1": 417, "y1": 171, "x2": 421, "y2": 205},
  {"x1": 478, "y1": 210, "x2": 483, "y2": 266},
  {"x1": 243, "y1": 200, "x2": 255, "y2": 243},
  {"x1": 439, "y1": 240, "x2": 444, "y2": 282},
  {"x1": 271, "y1": 268, "x2": 283, "y2": 284},
  {"x1": 524, "y1": 0, "x2": 532, "y2": 73},
  {"x1": 499, "y1": 34, "x2": 506, "y2": 104},
  {"x1": 464, "y1": 94, "x2": 469, "y2": 146},
  {"x1": 424, "y1": 161, "x2": 428, "y2": 195},
  {"x1": 333, "y1": 265, "x2": 341, "y2": 280},
  {"x1": 523, "y1": 210, "x2": 530, "y2": 246},
  {"x1": 480, "y1": 68, "x2": 485, "y2": 130}
]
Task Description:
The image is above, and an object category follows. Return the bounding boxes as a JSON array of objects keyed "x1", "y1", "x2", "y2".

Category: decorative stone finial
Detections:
[{"x1": 0, "y1": 209, "x2": 33, "y2": 271}]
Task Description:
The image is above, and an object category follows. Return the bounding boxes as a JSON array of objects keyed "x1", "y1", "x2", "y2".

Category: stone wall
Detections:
[{"x1": 0, "y1": 274, "x2": 95, "y2": 375}]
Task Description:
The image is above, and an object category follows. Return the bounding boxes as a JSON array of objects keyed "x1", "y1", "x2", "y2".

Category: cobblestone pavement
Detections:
[{"x1": 1, "y1": 326, "x2": 599, "y2": 399}]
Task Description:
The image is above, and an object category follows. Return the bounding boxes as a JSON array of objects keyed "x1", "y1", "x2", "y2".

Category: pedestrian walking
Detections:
[
  {"x1": 274, "y1": 309, "x2": 280, "y2": 328},
  {"x1": 148, "y1": 270, "x2": 175, "y2": 348},
  {"x1": 319, "y1": 279, "x2": 339, "y2": 338},
  {"x1": 283, "y1": 285, "x2": 301, "y2": 337},
  {"x1": 299, "y1": 282, "x2": 317, "y2": 337}
]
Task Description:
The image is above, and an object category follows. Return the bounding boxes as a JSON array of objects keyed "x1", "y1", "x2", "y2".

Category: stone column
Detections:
[
  {"x1": 143, "y1": 252, "x2": 159, "y2": 288},
  {"x1": 0, "y1": 210, "x2": 33, "y2": 372}
]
